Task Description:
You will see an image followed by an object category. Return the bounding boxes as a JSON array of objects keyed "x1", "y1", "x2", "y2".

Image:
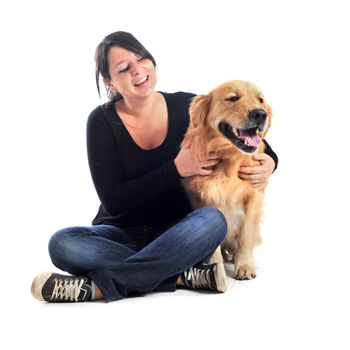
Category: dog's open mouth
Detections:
[{"x1": 218, "y1": 122, "x2": 261, "y2": 153}]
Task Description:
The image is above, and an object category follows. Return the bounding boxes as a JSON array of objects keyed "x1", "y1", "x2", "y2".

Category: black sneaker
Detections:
[
  {"x1": 31, "y1": 272, "x2": 92, "y2": 302},
  {"x1": 181, "y1": 263, "x2": 227, "y2": 292}
]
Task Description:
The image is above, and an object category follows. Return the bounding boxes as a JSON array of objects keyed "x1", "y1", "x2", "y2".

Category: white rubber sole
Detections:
[{"x1": 31, "y1": 271, "x2": 53, "y2": 301}]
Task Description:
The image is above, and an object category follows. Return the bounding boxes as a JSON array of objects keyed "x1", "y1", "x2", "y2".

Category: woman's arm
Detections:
[
  {"x1": 238, "y1": 139, "x2": 278, "y2": 188},
  {"x1": 262, "y1": 139, "x2": 278, "y2": 171}
]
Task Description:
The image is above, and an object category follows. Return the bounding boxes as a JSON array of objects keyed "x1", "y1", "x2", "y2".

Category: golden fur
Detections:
[{"x1": 182, "y1": 80, "x2": 272, "y2": 280}]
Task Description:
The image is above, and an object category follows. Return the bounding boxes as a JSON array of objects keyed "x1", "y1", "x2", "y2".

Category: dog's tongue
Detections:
[{"x1": 238, "y1": 130, "x2": 261, "y2": 147}]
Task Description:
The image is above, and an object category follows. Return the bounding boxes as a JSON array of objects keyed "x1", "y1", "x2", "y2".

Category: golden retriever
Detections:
[{"x1": 182, "y1": 80, "x2": 272, "y2": 284}]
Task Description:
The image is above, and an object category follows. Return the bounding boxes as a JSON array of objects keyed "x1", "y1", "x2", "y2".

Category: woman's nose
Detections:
[{"x1": 129, "y1": 61, "x2": 142, "y2": 76}]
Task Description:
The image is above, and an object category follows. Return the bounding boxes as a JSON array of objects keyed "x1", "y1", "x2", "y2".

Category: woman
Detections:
[{"x1": 31, "y1": 31, "x2": 278, "y2": 303}]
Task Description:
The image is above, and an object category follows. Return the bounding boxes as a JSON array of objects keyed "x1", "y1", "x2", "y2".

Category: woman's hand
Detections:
[
  {"x1": 238, "y1": 153, "x2": 275, "y2": 188},
  {"x1": 175, "y1": 145, "x2": 219, "y2": 177}
]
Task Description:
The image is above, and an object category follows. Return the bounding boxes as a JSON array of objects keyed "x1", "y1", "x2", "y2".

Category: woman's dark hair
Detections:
[{"x1": 95, "y1": 31, "x2": 157, "y2": 102}]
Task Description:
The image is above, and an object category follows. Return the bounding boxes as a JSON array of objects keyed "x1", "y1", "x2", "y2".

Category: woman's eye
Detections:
[
  {"x1": 137, "y1": 56, "x2": 145, "y2": 61},
  {"x1": 225, "y1": 96, "x2": 240, "y2": 102},
  {"x1": 119, "y1": 66, "x2": 129, "y2": 73}
]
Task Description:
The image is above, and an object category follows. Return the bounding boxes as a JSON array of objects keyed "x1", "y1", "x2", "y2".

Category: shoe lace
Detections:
[
  {"x1": 184, "y1": 266, "x2": 213, "y2": 289},
  {"x1": 50, "y1": 277, "x2": 85, "y2": 301}
]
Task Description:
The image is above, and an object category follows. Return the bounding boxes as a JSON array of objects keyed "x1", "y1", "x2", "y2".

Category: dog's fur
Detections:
[{"x1": 182, "y1": 80, "x2": 272, "y2": 281}]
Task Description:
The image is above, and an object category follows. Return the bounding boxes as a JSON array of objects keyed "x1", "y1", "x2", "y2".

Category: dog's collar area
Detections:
[{"x1": 218, "y1": 122, "x2": 259, "y2": 154}]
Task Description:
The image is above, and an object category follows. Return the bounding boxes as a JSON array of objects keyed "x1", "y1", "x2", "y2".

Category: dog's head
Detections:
[{"x1": 189, "y1": 80, "x2": 272, "y2": 155}]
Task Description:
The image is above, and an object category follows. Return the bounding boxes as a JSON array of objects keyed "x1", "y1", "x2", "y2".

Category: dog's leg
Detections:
[
  {"x1": 209, "y1": 246, "x2": 224, "y2": 265},
  {"x1": 208, "y1": 246, "x2": 227, "y2": 291},
  {"x1": 234, "y1": 194, "x2": 263, "y2": 280}
]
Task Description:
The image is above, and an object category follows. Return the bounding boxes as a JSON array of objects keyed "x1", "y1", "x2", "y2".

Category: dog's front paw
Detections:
[{"x1": 234, "y1": 264, "x2": 256, "y2": 280}]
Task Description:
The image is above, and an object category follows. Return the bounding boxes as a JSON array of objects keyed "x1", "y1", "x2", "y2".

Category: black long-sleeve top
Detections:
[{"x1": 87, "y1": 92, "x2": 278, "y2": 227}]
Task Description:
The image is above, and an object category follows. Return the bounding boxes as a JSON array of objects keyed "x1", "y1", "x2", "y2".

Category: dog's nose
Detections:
[{"x1": 248, "y1": 109, "x2": 267, "y2": 124}]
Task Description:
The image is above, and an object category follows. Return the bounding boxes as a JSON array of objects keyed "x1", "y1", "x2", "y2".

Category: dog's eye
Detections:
[
  {"x1": 258, "y1": 97, "x2": 264, "y2": 103},
  {"x1": 225, "y1": 96, "x2": 240, "y2": 102}
]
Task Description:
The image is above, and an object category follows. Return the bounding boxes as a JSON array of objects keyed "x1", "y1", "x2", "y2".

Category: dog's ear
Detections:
[
  {"x1": 264, "y1": 103, "x2": 273, "y2": 135},
  {"x1": 186, "y1": 94, "x2": 211, "y2": 164},
  {"x1": 266, "y1": 103, "x2": 273, "y2": 119},
  {"x1": 189, "y1": 94, "x2": 209, "y2": 129}
]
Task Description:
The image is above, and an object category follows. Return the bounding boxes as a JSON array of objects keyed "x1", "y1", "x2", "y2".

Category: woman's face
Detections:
[{"x1": 105, "y1": 46, "x2": 156, "y2": 101}]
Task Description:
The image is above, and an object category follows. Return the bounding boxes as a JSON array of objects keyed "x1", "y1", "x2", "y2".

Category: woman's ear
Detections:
[
  {"x1": 103, "y1": 78, "x2": 118, "y2": 99},
  {"x1": 189, "y1": 94, "x2": 209, "y2": 129},
  {"x1": 103, "y1": 77, "x2": 115, "y2": 91}
]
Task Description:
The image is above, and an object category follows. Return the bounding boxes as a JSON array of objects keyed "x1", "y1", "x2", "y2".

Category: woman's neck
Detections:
[
  {"x1": 117, "y1": 92, "x2": 159, "y2": 119},
  {"x1": 116, "y1": 92, "x2": 166, "y2": 128}
]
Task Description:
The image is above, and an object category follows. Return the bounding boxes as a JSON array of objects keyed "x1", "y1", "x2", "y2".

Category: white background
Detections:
[{"x1": 1, "y1": 0, "x2": 349, "y2": 349}]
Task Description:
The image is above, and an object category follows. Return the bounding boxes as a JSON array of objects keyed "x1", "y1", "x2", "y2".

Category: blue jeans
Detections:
[{"x1": 48, "y1": 208, "x2": 227, "y2": 302}]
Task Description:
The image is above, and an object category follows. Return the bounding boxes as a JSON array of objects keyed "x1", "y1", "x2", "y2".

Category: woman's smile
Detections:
[{"x1": 133, "y1": 75, "x2": 149, "y2": 88}]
